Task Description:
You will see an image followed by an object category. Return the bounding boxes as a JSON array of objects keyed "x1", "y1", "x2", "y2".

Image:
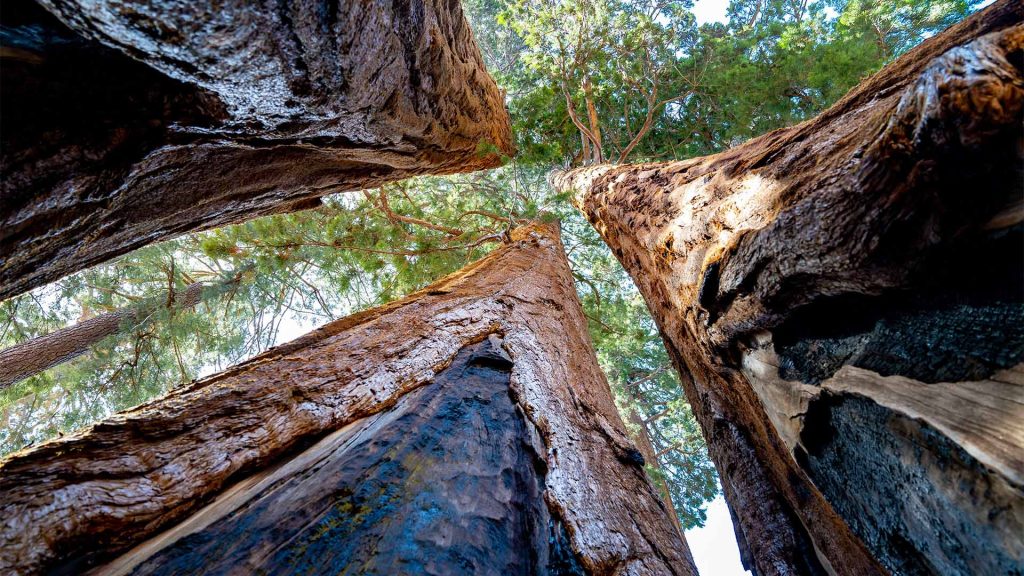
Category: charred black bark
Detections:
[
  {"x1": 113, "y1": 340, "x2": 585, "y2": 576},
  {"x1": 798, "y1": 393, "x2": 1023, "y2": 576},
  {"x1": 773, "y1": 228, "x2": 1024, "y2": 385}
]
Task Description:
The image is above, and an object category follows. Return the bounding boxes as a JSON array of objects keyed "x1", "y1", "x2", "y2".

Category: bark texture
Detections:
[
  {"x1": 626, "y1": 407, "x2": 688, "y2": 538},
  {"x1": 101, "y1": 339, "x2": 585, "y2": 576},
  {"x1": 0, "y1": 224, "x2": 695, "y2": 576},
  {"x1": 553, "y1": 3, "x2": 1024, "y2": 575},
  {"x1": 0, "y1": 0, "x2": 513, "y2": 299},
  {"x1": 0, "y1": 282, "x2": 204, "y2": 388}
]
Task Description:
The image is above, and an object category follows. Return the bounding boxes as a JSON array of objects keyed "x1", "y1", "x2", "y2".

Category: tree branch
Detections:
[{"x1": 374, "y1": 188, "x2": 465, "y2": 238}]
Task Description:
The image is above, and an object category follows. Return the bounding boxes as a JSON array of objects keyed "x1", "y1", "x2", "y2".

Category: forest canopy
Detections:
[{"x1": 0, "y1": 0, "x2": 985, "y2": 530}]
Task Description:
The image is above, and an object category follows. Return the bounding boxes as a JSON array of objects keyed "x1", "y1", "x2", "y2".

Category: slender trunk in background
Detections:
[
  {"x1": 554, "y1": 3, "x2": 1023, "y2": 575},
  {"x1": 0, "y1": 283, "x2": 206, "y2": 388},
  {"x1": 584, "y1": 79, "x2": 604, "y2": 164},
  {"x1": 626, "y1": 406, "x2": 687, "y2": 536},
  {"x1": 0, "y1": 0, "x2": 513, "y2": 299},
  {"x1": 0, "y1": 223, "x2": 696, "y2": 576}
]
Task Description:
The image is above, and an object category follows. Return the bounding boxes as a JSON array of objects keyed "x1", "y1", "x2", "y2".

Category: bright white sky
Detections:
[
  {"x1": 686, "y1": 495, "x2": 752, "y2": 576},
  {"x1": 692, "y1": 0, "x2": 730, "y2": 25}
]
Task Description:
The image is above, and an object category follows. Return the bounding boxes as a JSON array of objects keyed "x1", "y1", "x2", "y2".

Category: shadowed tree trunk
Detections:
[
  {"x1": 0, "y1": 0, "x2": 514, "y2": 300},
  {"x1": 0, "y1": 223, "x2": 696, "y2": 576},
  {"x1": 553, "y1": 3, "x2": 1024, "y2": 575}
]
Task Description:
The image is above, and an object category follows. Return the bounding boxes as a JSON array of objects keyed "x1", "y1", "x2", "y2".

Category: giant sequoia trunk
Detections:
[
  {"x1": 0, "y1": 223, "x2": 696, "y2": 576},
  {"x1": 553, "y1": 2, "x2": 1024, "y2": 575},
  {"x1": 0, "y1": 0, "x2": 513, "y2": 299}
]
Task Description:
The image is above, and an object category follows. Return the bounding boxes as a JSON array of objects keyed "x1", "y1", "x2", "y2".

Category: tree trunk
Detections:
[
  {"x1": 553, "y1": 3, "x2": 1024, "y2": 575},
  {"x1": 584, "y1": 79, "x2": 604, "y2": 164},
  {"x1": 0, "y1": 223, "x2": 696, "y2": 576},
  {"x1": 625, "y1": 406, "x2": 688, "y2": 537},
  {"x1": 0, "y1": 282, "x2": 210, "y2": 388},
  {"x1": 0, "y1": 0, "x2": 514, "y2": 300}
]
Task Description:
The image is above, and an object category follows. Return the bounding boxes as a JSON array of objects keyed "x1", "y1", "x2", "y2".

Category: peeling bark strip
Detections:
[
  {"x1": 0, "y1": 224, "x2": 696, "y2": 576},
  {"x1": 797, "y1": 365, "x2": 1024, "y2": 576},
  {"x1": 554, "y1": 2, "x2": 1024, "y2": 575},
  {"x1": 0, "y1": 0, "x2": 513, "y2": 300}
]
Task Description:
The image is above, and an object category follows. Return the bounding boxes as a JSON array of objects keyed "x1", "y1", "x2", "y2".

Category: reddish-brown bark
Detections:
[
  {"x1": 0, "y1": 223, "x2": 696, "y2": 576},
  {"x1": 626, "y1": 406, "x2": 690, "y2": 539},
  {"x1": 0, "y1": 0, "x2": 513, "y2": 299},
  {"x1": 554, "y1": 3, "x2": 1023, "y2": 575}
]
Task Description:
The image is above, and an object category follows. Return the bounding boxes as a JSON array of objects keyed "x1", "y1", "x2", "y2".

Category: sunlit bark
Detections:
[
  {"x1": 554, "y1": 3, "x2": 1024, "y2": 574},
  {"x1": 0, "y1": 223, "x2": 696, "y2": 576}
]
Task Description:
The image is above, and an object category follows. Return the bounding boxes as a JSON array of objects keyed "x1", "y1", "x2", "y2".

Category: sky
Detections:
[
  {"x1": 686, "y1": 495, "x2": 752, "y2": 576},
  {"x1": 692, "y1": 0, "x2": 730, "y2": 25}
]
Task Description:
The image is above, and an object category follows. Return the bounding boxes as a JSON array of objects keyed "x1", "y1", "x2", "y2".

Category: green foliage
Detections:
[
  {"x1": 493, "y1": 0, "x2": 980, "y2": 162},
  {"x1": 496, "y1": 0, "x2": 700, "y2": 164},
  {"x1": 563, "y1": 214, "x2": 718, "y2": 527}
]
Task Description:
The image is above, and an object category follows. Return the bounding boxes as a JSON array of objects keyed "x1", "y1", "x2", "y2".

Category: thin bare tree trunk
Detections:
[
  {"x1": 0, "y1": 308, "x2": 133, "y2": 389},
  {"x1": 584, "y1": 79, "x2": 604, "y2": 164},
  {"x1": 0, "y1": 223, "x2": 697, "y2": 576},
  {"x1": 0, "y1": 0, "x2": 513, "y2": 299},
  {"x1": 553, "y1": 3, "x2": 1024, "y2": 575},
  {"x1": 0, "y1": 283, "x2": 205, "y2": 388},
  {"x1": 626, "y1": 406, "x2": 689, "y2": 538}
]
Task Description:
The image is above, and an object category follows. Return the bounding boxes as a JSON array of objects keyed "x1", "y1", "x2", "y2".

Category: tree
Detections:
[
  {"x1": 502, "y1": 0, "x2": 700, "y2": 165},
  {"x1": 0, "y1": 0, "x2": 513, "y2": 299},
  {"x1": 2, "y1": 1, "x2": 1001, "y2": 566},
  {"x1": 553, "y1": 2, "x2": 1023, "y2": 574},
  {"x1": 0, "y1": 166, "x2": 721, "y2": 536},
  {"x1": 0, "y1": 223, "x2": 697, "y2": 575},
  {"x1": 0, "y1": 268, "x2": 262, "y2": 388}
]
